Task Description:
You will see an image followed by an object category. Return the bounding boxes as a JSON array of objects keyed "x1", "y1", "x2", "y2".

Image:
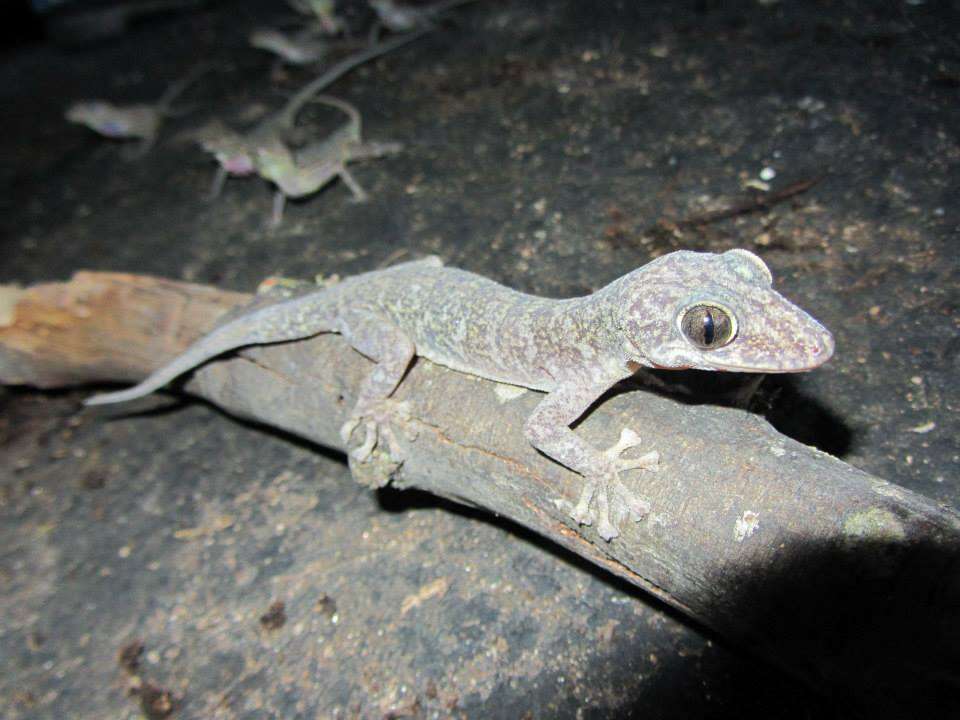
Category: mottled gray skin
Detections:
[{"x1": 85, "y1": 250, "x2": 834, "y2": 540}]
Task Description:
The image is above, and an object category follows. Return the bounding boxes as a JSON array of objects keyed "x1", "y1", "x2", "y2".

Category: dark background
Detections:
[{"x1": 1, "y1": 0, "x2": 958, "y2": 718}]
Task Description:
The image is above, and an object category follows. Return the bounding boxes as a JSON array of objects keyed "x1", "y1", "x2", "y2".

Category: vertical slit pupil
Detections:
[
  {"x1": 702, "y1": 310, "x2": 715, "y2": 345},
  {"x1": 681, "y1": 304, "x2": 735, "y2": 349}
]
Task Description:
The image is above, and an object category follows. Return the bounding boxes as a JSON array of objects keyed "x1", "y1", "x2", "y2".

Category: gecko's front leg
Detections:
[
  {"x1": 524, "y1": 380, "x2": 659, "y2": 541},
  {"x1": 337, "y1": 310, "x2": 417, "y2": 464},
  {"x1": 270, "y1": 190, "x2": 287, "y2": 228},
  {"x1": 207, "y1": 166, "x2": 229, "y2": 201},
  {"x1": 337, "y1": 167, "x2": 369, "y2": 203}
]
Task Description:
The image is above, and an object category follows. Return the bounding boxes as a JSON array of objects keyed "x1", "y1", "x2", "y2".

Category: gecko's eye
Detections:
[{"x1": 679, "y1": 304, "x2": 736, "y2": 350}]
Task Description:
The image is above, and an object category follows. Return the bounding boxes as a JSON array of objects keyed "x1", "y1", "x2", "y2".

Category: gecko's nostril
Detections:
[{"x1": 812, "y1": 330, "x2": 835, "y2": 362}]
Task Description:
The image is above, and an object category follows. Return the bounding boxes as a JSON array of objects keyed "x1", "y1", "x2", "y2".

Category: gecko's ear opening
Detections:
[{"x1": 722, "y1": 249, "x2": 773, "y2": 287}]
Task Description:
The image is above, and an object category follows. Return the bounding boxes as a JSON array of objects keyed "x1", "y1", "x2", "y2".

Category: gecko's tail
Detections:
[
  {"x1": 82, "y1": 318, "x2": 254, "y2": 406},
  {"x1": 310, "y1": 94, "x2": 361, "y2": 129},
  {"x1": 157, "y1": 62, "x2": 216, "y2": 116},
  {"x1": 84, "y1": 293, "x2": 337, "y2": 407},
  {"x1": 84, "y1": 383, "x2": 176, "y2": 407},
  {"x1": 280, "y1": 27, "x2": 433, "y2": 129}
]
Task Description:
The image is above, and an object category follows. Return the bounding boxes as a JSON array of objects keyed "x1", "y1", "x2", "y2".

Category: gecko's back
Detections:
[{"x1": 336, "y1": 259, "x2": 589, "y2": 390}]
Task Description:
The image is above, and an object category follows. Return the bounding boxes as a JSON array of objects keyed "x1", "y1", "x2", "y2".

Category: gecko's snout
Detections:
[
  {"x1": 773, "y1": 323, "x2": 835, "y2": 372},
  {"x1": 810, "y1": 327, "x2": 835, "y2": 365}
]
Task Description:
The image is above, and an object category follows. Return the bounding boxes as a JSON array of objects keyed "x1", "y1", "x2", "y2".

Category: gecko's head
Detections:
[
  {"x1": 65, "y1": 100, "x2": 102, "y2": 123},
  {"x1": 620, "y1": 249, "x2": 834, "y2": 373},
  {"x1": 249, "y1": 28, "x2": 286, "y2": 52},
  {"x1": 64, "y1": 100, "x2": 114, "y2": 127},
  {"x1": 65, "y1": 101, "x2": 125, "y2": 135}
]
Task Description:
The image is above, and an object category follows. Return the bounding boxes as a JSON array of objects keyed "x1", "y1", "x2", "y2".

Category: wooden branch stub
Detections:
[{"x1": 0, "y1": 273, "x2": 247, "y2": 387}]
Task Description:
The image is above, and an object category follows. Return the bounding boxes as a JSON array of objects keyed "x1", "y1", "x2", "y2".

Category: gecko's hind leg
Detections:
[
  {"x1": 338, "y1": 168, "x2": 369, "y2": 203},
  {"x1": 337, "y1": 312, "x2": 416, "y2": 464}
]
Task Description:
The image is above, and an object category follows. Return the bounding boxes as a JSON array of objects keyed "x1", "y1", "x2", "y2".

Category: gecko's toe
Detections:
[
  {"x1": 569, "y1": 476, "x2": 598, "y2": 527},
  {"x1": 596, "y1": 516, "x2": 620, "y2": 542},
  {"x1": 342, "y1": 399, "x2": 414, "y2": 465},
  {"x1": 349, "y1": 420, "x2": 378, "y2": 462},
  {"x1": 569, "y1": 503, "x2": 594, "y2": 527},
  {"x1": 339, "y1": 417, "x2": 361, "y2": 445},
  {"x1": 618, "y1": 450, "x2": 660, "y2": 473},
  {"x1": 613, "y1": 481, "x2": 652, "y2": 523},
  {"x1": 593, "y1": 481, "x2": 621, "y2": 541},
  {"x1": 604, "y1": 429, "x2": 660, "y2": 474},
  {"x1": 378, "y1": 425, "x2": 407, "y2": 464}
]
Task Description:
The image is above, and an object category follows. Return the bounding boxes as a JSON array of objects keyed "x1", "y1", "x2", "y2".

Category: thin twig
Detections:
[{"x1": 673, "y1": 175, "x2": 825, "y2": 228}]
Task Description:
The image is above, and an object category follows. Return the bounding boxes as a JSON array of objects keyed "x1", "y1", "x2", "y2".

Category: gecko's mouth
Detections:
[
  {"x1": 707, "y1": 362, "x2": 813, "y2": 374},
  {"x1": 647, "y1": 360, "x2": 691, "y2": 371},
  {"x1": 669, "y1": 326, "x2": 835, "y2": 374},
  {"x1": 704, "y1": 355, "x2": 831, "y2": 373}
]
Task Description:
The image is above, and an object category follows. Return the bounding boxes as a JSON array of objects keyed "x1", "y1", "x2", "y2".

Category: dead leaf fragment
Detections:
[
  {"x1": 400, "y1": 578, "x2": 449, "y2": 616},
  {"x1": 173, "y1": 515, "x2": 234, "y2": 540}
]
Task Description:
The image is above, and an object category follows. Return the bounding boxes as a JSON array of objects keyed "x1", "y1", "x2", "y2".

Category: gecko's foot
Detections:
[
  {"x1": 569, "y1": 428, "x2": 658, "y2": 541},
  {"x1": 339, "y1": 398, "x2": 415, "y2": 464}
]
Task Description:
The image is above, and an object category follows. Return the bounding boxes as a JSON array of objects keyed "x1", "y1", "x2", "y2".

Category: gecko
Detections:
[
  {"x1": 65, "y1": 63, "x2": 211, "y2": 159},
  {"x1": 287, "y1": 0, "x2": 346, "y2": 36},
  {"x1": 253, "y1": 94, "x2": 403, "y2": 225},
  {"x1": 195, "y1": 28, "x2": 429, "y2": 202},
  {"x1": 370, "y1": 0, "x2": 483, "y2": 33},
  {"x1": 84, "y1": 250, "x2": 834, "y2": 542},
  {"x1": 249, "y1": 27, "x2": 333, "y2": 66}
]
